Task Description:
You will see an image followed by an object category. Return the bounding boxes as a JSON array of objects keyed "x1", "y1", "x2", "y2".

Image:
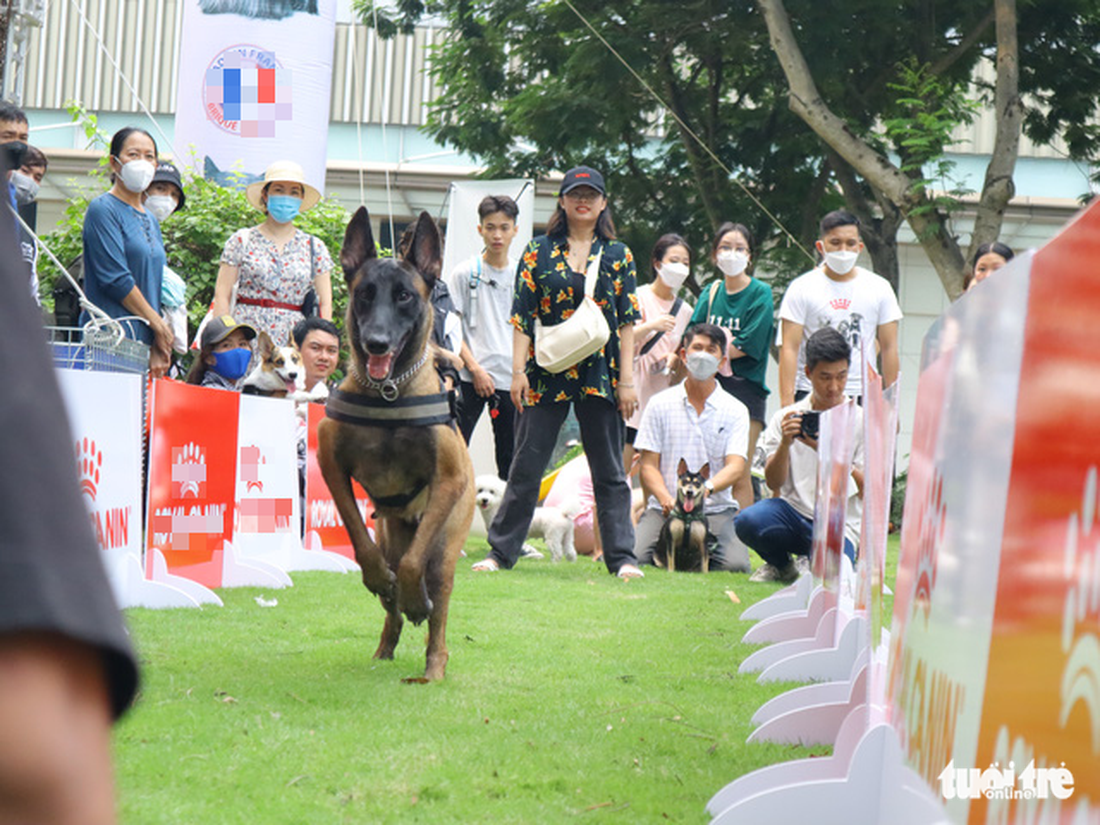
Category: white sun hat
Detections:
[{"x1": 245, "y1": 159, "x2": 322, "y2": 212}]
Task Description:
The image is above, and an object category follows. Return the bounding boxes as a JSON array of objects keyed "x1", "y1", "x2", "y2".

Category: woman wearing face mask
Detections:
[
  {"x1": 185, "y1": 315, "x2": 258, "y2": 390},
  {"x1": 144, "y1": 162, "x2": 190, "y2": 359},
  {"x1": 623, "y1": 233, "x2": 696, "y2": 471},
  {"x1": 211, "y1": 160, "x2": 333, "y2": 349},
  {"x1": 689, "y1": 222, "x2": 775, "y2": 509},
  {"x1": 81, "y1": 127, "x2": 174, "y2": 377}
]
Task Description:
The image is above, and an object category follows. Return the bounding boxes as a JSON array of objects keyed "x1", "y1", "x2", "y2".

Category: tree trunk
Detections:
[
  {"x1": 757, "y1": 0, "x2": 1002, "y2": 299},
  {"x1": 966, "y1": 0, "x2": 1022, "y2": 264}
]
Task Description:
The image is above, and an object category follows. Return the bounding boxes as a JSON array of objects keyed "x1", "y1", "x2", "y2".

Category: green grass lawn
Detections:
[{"x1": 115, "y1": 536, "x2": 900, "y2": 824}]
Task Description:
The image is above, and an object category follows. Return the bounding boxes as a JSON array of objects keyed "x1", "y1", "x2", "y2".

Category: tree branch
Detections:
[{"x1": 757, "y1": 0, "x2": 968, "y2": 296}]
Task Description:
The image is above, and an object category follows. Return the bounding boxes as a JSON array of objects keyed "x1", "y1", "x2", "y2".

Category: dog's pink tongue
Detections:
[
  {"x1": 682, "y1": 497, "x2": 695, "y2": 513},
  {"x1": 367, "y1": 353, "x2": 394, "y2": 380}
]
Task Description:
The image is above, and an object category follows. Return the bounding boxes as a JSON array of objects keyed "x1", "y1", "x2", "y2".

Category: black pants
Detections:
[
  {"x1": 486, "y1": 397, "x2": 637, "y2": 574},
  {"x1": 456, "y1": 381, "x2": 516, "y2": 480}
]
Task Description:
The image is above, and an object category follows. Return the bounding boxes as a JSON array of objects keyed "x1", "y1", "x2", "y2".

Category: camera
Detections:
[{"x1": 799, "y1": 410, "x2": 820, "y2": 440}]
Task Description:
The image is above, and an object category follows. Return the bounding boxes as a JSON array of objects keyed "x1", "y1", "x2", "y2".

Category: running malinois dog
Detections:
[{"x1": 317, "y1": 207, "x2": 475, "y2": 681}]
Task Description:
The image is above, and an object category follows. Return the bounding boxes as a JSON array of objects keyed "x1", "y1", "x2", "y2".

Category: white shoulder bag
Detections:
[{"x1": 534, "y1": 249, "x2": 611, "y2": 374}]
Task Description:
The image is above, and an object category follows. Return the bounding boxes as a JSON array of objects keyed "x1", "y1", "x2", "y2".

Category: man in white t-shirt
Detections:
[
  {"x1": 777, "y1": 209, "x2": 902, "y2": 407},
  {"x1": 634, "y1": 323, "x2": 752, "y2": 572},
  {"x1": 737, "y1": 327, "x2": 864, "y2": 583},
  {"x1": 444, "y1": 195, "x2": 521, "y2": 479}
]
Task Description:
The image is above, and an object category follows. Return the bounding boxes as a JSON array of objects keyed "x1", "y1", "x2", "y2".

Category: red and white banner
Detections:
[
  {"x1": 56, "y1": 369, "x2": 145, "y2": 602},
  {"x1": 173, "y1": 0, "x2": 337, "y2": 191},
  {"x1": 146, "y1": 380, "x2": 239, "y2": 589},
  {"x1": 303, "y1": 403, "x2": 372, "y2": 562}
]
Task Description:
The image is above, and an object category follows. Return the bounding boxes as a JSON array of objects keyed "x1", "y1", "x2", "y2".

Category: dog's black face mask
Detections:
[{"x1": 341, "y1": 208, "x2": 442, "y2": 381}]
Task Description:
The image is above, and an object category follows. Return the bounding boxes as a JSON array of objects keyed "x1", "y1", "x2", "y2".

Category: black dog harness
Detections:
[{"x1": 325, "y1": 388, "x2": 455, "y2": 429}]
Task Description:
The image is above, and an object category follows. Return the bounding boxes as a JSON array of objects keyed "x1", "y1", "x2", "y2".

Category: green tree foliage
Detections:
[
  {"x1": 357, "y1": 0, "x2": 833, "y2": 296},
  {"x1": 358, "y1": 0, "x2": 1100, "y2": 297}
]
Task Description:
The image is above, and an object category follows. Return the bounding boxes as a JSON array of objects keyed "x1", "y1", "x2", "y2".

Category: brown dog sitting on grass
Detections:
[{"x1": 317, "y1": 207, "x2": 475, "y2": 681}]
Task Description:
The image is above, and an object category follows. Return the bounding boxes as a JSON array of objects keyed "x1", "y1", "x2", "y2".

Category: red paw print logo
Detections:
[
  {"x1": 171, "y1": 442, "x2": 207, "y2": 499},
  {"x1": 239, "y1": 445, "x2": 265, "y2": 493},
  {"x1": 76, "y1": 437, "x2": 103, "y2": 502}
]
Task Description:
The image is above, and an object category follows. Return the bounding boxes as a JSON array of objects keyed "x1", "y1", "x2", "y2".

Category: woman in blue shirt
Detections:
[{"x1": 82, "y1": 127, "x2": 173, "y2": 377}]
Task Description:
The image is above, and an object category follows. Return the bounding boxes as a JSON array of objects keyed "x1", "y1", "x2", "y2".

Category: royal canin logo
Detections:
[
  {"x1": 171, "y1": 442, "x2": 207, "y2": 499},
  {"x1": 239, "y1": 444, "x2": 265, "y2": 493},
  {"x1": 829, "y1": 298, "x2": 852, "y2": 310},
  {"x1": 77, "y1": 437, "x2": 103, "y2": 501}
]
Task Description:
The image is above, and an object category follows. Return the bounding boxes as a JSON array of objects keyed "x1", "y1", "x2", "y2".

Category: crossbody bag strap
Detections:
[
  {"x1": 706, "y1": 279, "x2": 722, "y2": 315},
  {"x1": 638, "y1": 295, "x2": 684, "y2": 357},
  {"x1": 583, "y1": 247, "x2": 603, "y2": 298}
]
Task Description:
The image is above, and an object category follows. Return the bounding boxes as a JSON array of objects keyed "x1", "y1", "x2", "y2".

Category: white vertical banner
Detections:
[
  {"x1": 173, "y1": 0, "x2": 338, "y2": 192},
  {"x1": 236, "y1": 395, "x2": 351, "y2": 574},
  {"x1": 441, "y1": 179, "x2": 535, "y2": 281},
  {"x1": 55, "y1": 369, "x2": 145, "y2": 604}
]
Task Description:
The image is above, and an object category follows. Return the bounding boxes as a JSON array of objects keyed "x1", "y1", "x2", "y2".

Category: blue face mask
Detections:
[
  {"x1": 266, "y1": 195, "x2": 302, "y2": 224},
  {"x1": 211, "y1": 347, "x2": 252, "y2": 381}
]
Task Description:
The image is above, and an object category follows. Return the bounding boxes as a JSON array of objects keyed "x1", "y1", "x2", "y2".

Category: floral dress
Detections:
[
  {"x1": 510, "y1": 234, "x2": 639, "y2": 406},
  {"x1": 220, "y1": 227, "x2": 333, "y2": 347}
]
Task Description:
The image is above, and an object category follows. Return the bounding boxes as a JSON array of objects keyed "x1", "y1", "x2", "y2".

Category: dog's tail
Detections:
[{"x1": 556, "y1": 496, "x2": 585, "y2": 521}]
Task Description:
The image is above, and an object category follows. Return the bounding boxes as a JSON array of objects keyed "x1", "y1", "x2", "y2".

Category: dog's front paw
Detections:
[
  {"x1": 396, "y1": 561, "x2": 433, "y2": 625},
  {"x1": 363, "y1": 564, "x2": 397, "y2": 609}
]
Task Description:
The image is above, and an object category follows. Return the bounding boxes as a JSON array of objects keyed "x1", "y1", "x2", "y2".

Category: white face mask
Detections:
[
  {"x1": 116, "y1": 158, "x2": 155, "y2": 194},
  {"x1": 657, "y1": 261, "x2": 689, "y2": 291},
  {"x1": 716, "y1": 249, "x2": 749, "y2": 278},
  {"x1": 822, "y1": 249, "x2": 859, "y2": 275},
  {"x1": 11, "y1": 170, "x2": 38, "y2": 205},
  {"x1": 145, "y1": 194, "x2": 176, "y2": 222},
  {"x1": 685, "y1": 350, "x2": 720, "y2": 381}
]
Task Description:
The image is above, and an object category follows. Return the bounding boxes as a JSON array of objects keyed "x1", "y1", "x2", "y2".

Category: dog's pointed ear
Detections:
[
  {"x1": 699, "y1": 462, "x2": 710, "y2": 480},
  {"x1": 403, "y1": 211, "x2": 442, "y2": 288},
  {"x1": 340, "y1": 206, "x2": 377, "y2": 284},
  {"x1": 257, "y1": 330, "x2": 274, "y2": 358},
  {"x1": 677, "y1": 457, "x2": 688, "y2": 476}
]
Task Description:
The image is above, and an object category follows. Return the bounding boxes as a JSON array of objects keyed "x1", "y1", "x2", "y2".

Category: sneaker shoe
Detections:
[
  {"x1": 471, "y1": 557, "x2": 500, "y2": 572},
  {"x1": 617, "y1": 563, "x2": 645, "y2": 580},
  {"x1": 749, "y1": 561, "x2": 798, "y2": 583},
  {"x1": 794, "y1": 555, "x2": 811, "y2": 576}
]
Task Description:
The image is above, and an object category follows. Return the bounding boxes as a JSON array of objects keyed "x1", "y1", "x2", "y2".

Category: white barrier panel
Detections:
[
  {"x1": 441, "y1": 178, "x2": 535, "y2": 282},
  {"x1": 56, "y1": 369, "x2": 145, "y2": 604},
  {"x1": 236, "y1": 395, "x2": 350, "y2": 574}
]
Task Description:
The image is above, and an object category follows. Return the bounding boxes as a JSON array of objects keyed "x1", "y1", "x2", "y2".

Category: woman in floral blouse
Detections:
[
  {"x1": 212, "y1": 160, "x2": 333, "y2": 347},
  {"x1": 472, "y1": 166, "x2": 645, "y2": 579}
]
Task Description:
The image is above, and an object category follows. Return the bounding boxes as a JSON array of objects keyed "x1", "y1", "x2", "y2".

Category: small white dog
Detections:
[{"x1": 474, "y1": 474, "x2": 580, "y2": 562}]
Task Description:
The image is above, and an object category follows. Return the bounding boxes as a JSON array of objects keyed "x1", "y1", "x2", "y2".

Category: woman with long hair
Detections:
[
  {"x1": 622, "y1": 233, "x2": 695, "y2": 472},
  {"x1": 472, "y1": 165, "x2": 644, "y2": 579},
  {"x1": 689, "y1": 222, "x2": 775, "y2": 509}
]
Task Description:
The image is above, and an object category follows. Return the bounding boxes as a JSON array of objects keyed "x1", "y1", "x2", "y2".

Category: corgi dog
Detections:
[{"x1": 241, "y1": 330, "x2": 304, "y2": 398}]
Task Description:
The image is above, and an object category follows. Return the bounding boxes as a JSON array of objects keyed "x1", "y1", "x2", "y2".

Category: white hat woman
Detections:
[{"x1": 212, "y1": 160, "x2": 333, "y2": 348}]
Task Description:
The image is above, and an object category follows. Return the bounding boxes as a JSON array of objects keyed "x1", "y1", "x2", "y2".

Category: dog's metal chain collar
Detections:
[{"x1": 350, "y1": 348, "x2": 430, "y2": 402}]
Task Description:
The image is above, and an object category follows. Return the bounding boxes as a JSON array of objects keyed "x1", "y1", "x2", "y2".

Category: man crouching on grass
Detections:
[{"x1": 735, "y1": 326, "x2": 864, "y2": 583}]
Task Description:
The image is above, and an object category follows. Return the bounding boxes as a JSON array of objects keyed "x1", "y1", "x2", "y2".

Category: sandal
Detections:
[
  {"x1": 471, "y1": 557, "x2": 500, "y2": 572},
  {"x1": 617, "y1": 563, "x2": 645, "y2": 580}
]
